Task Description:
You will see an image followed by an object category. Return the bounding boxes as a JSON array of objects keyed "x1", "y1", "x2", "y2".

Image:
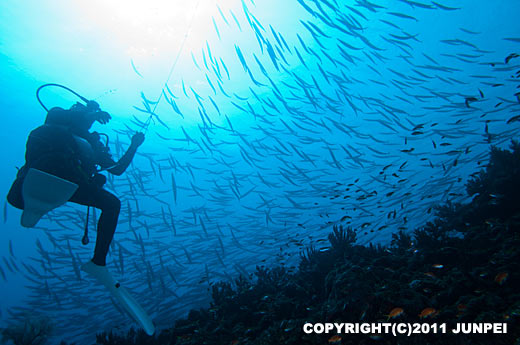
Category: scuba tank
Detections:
[
  {"x1": 8, "y1": 84, "x2": 112, "y2": 209},
  {"x1": 8, "y1": 83, "x2": 115, "y2": 243},
  {"x1": 72, "y1": 135, "x2": 96, "y2": 174}
]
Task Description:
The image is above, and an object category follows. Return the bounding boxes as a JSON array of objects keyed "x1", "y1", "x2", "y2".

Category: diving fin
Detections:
[{"x1": 81, "y1": 261, "x2": 155, "y2": 336}]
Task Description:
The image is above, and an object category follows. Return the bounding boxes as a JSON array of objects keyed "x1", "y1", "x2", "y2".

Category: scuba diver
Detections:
[
  {"x1": 7, "y1": 84, "x2": 145, "y2": 268},
  {"x1": 6, "y1": 84, "x2": 155, "y2": 335}
]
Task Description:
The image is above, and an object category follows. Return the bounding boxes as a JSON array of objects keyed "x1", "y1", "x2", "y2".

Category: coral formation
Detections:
[
  {"x1": 0, "y1": 316, "x2": 53, "y2": 345},
  {"x1": 67, "y1": 143, "x2": 520, "y2": 344}
]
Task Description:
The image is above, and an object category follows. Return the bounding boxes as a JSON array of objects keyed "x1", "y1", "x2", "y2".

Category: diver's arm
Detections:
[
  {"x1": 108, "y1": 133, "x2": 145, "y2": 176},
  {"x1": 108, "y1": 146, "x2": 137, "y2": 176},
  {"x1": 45, "y1": 106, "x2": 111, "y2": 129}
]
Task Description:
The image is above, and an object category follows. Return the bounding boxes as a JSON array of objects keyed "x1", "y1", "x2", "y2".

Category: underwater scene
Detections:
[{"x1": 1, "y1": 0, "x2": 520, "y2": 344}]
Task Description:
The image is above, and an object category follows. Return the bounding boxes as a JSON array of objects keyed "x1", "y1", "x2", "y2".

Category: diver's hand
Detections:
[
  {"x1": 96, "y1": 111, "x2": 112, "y2": 125},
  {"x1": 131, "y1": 132, "x2": 145, "y2": 147}
]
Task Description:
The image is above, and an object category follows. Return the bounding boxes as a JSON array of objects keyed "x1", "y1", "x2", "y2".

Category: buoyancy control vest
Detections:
[
  {"x1": 6, "y1": 124, "x2": 101, "y2": 210},
  {"x1": 7, "y1": 83, "x2": 115, "y2": 209}
]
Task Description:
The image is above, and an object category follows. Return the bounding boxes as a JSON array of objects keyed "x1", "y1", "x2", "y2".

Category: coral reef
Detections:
[
  {"x1": 72, "y1": 143, "x2": 520, "y2": 344},
  {"x1": 0, "y1": 316, "x2": 53, "y2": 345}
]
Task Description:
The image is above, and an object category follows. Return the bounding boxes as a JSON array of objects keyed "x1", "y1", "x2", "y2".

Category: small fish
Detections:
[
  {"x1": 465, "y1": 97, "x2": 478, "y2": 108},
  {"x1": 181, "y1": 79, "x2": 189, "y2": 98},
  {"x1": 505, "y1": 53, "x2": 519, "y2": 64},
  {"x1": 506, "y1": 115, "x2": 520, "y2": 124},
  {"x1": 235, "y1": 45, "x2": 249, "y2": 72},
  {"x1": 9, "y1": 240, "x2": 15, "y2": 257},
  {"x1": 387, "y1": 11, "x2": 418, "y2": 21},
  {"x1": 432, "y1": 1, "x2": 460, "y2": 10},
  {"x1": 387, "y1": 307, "x2": 404, "y2": 319},
  {"x1": 229, "y1": 9, "x2": 242, "y2": 31},
  {"x1": 418, "y1": 307, "x2": 436, "y2": 318},
  {"x1": 212, "y1": 16, "x2": 221, "y2": 40},
  {"x1": 494, "y1": 272, "x2": 508, "y2": 285},
  {"x1": 265, "y1": 41, "x2": 279, "y2": 71},
  {"x1": 0, "y1": 266, "x2": 6, "y2": 282},
  {"x1": 171, "y1": 174, "x2": 177, "y2": 204},
  {"x1": 432, "y1": 264, "x2": 443, "y2": 269},
  {"x1": 190, "y1": 52, "x2": 201, "y2": 71},
  {"x1": 164, "y1": 83, "x2": 178, "y2": 99},
  {"x1": 424, "y1": 272, "x2": 436, "y2": 278},
  {"x1": 206, "y1": 6, "x2": 222, "y2": 24},
  {"x1": 328, "y1": 335, "x2": 342, "y2": 344},
  {"x1": 130, "y1": 59, "x2": 144, "y2": 78},
  {"x1": 459, "y1": 27, "x2": 480, "y2": 35}
]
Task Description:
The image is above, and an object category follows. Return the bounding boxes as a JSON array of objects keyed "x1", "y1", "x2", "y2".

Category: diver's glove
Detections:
[
  {"x1": 86, "y1": 100, "x2": 100, "y2": 111},
  {"x1": 131, "y1": 132, "x2": 145, "y2": 148},
  {"x1": 96, "y1": 111, "x2": 111, "y2": 125},
  {"x1": 83, "y1": 100, "x2": 111, "y2": 124}
]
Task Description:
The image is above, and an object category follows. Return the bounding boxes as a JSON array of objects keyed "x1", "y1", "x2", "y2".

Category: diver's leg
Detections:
[
  {"x1": 90, "y1": 190, "x2": 121, "y2": 266},
  {"x1": 70, "y1": 187, "x2": 121, "y2": 266}
]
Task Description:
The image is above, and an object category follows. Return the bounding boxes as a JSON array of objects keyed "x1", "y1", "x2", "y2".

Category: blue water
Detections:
[{"x1": 1, "y1": 0, "x2": 519, "y2": 343}]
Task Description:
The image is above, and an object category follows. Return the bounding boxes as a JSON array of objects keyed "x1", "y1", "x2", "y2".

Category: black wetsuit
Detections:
[
  {"x1": 70, "y1": 182, "x2": 121, "y2": 266},
  {"x1": 8, "y1": 107, "x2": 140, "y2": 266}
]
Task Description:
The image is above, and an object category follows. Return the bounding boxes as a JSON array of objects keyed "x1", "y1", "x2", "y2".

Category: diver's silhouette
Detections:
[{"x1": 8, "y1": 95, "x2": 144, "y2": 267}]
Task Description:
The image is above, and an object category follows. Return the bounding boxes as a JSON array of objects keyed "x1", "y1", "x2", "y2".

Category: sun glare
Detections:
[{"x1": 75, "y1": 0, "x2": 238, "y2": 59}]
